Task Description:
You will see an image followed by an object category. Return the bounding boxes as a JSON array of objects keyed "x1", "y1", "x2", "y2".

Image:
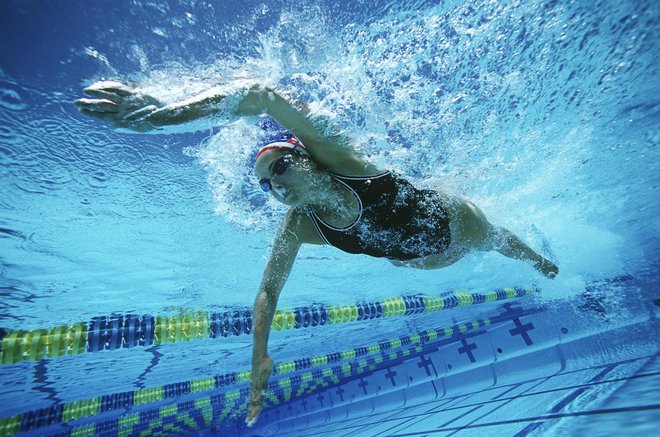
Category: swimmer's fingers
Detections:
[
  {"x1": 245, "y1": 356, "x2": 273, "y2": 427},
  {"x1": 245, "y1": 403, "x2": 260, "y2": 427},
  {"x1": 82, "y1": 88, "x2": 126, "y2": 104},
  {"x1": 78, "y1": 108, "x2": 120, "y2": 122},
  {"x1": 123, "y1": 105, "x2": 158, "y2": 122},
  {"x1": 84, "y1": 80, "x2": 134, "y2": 97},
  {"x1": 74, "y1": 98, "x2": 119, "y2": 113},
  {"x1": 83, "y1": 81, "x2": 139, "y2": 106},
  {"x1": 245, "y1": 389, "x2": 266, "y2": 428},
  {"x1": 245, "y1": 412, "x2": 259, "y2": 428}
]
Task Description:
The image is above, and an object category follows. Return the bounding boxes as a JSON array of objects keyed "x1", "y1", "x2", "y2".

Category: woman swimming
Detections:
[{"x1": 75, "y1": 81, "x2": 558, "y2": 427}]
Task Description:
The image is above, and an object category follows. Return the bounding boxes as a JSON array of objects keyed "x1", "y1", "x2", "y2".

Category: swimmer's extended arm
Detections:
[
  {"x1": 76, "y1": 81, "x2": 379, "y2": 174},
  {"x1": 74, "y1": 81, "x2": 233, "y2": 133},
  {"x1": 247, "y1": 209, "x2": 302, "y2": 427}
]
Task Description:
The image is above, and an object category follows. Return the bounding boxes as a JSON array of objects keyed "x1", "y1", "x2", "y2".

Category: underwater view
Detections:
[{"x1": 0, "y1": 0, "x2": 658, "y2": 435}]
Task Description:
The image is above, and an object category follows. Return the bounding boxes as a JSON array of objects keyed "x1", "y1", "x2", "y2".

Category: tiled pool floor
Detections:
[{"x1": 249, "y1": 300, "x2": 658, "y2": 437}]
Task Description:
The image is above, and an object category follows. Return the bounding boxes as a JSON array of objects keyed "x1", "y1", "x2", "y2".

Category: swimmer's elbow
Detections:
[{"x1": 235, "y1": 84, "x2": 278, "y2": 116}]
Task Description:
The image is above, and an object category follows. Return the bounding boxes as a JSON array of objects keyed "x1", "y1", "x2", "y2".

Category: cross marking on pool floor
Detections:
[
  {"x1": 317, "y1": 393, "x2": 325, "y2": 407},
  {"x1": 458, "y1": 339, "x2": 477, "y2": 363},
  {"x1": 358, "y1": 378, "x2": 369, "y2": 395},
  {"x1": 385, "y1": 368, "x2": 398, "y2": 386},
  {"x1": 336, "y1": 387, "x2": 345, "y2": 401},
  {"x1": 509, "y1": 318, "x2": 535, "y2": 345},
  {"x1": 417, "y1": 355, "x2": 435, "y2": 376}
]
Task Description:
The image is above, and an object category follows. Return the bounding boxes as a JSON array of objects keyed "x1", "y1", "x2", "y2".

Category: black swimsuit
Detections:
[{"x1": 307, "y1": 171, "x2": 451, "y2": 261}]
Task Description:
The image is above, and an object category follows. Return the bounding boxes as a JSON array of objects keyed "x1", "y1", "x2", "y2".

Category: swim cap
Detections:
[{"x1": 255, "y1": 136, "x2": 310, "y2": 160}]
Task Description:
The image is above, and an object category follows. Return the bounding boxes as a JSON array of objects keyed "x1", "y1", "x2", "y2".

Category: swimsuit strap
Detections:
[{"x1": 307, "y1": 175, "x2": 364, "y2": 233}]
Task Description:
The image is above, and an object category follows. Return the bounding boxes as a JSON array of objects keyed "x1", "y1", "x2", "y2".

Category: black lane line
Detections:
[
  {"x1": 444, "y1": 378, "x2": 554, "y2": 437},
  {"x1": 290, "y1": 370, "x2": 660, "y2": 435},
  {"x1": 389, "y1": 404, "x2": 660, "y2": 436}
]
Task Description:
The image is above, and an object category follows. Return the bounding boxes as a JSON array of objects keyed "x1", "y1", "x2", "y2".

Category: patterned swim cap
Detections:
[{"x1": 255, "y1": 136, "x2": 309, "y2": 160}]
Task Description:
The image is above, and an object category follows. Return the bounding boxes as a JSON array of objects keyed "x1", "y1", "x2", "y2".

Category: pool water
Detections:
[{"x1": 0, "y1": 0, "x2": 658, "y2": 435}]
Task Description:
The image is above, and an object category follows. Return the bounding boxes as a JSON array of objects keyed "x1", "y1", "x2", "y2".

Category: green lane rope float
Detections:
[
  {"x1": 0, "y1": 313, "x2": 507, "y2": 437},
  {"x1": 0, "y1": 287, "x2": 536, "y2": 365}
]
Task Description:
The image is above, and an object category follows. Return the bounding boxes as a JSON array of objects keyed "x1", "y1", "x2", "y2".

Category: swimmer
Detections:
[{"x1": 75, "y1": 80, "x2": 558, "y2": 427}]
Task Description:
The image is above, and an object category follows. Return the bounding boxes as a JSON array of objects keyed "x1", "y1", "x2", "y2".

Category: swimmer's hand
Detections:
[
  {"x1": 246, "y1": 354, "x2": 273, "y2": 428},
  {"x1": 74, "y1": 81, "x2": 164, "y2": 132}
]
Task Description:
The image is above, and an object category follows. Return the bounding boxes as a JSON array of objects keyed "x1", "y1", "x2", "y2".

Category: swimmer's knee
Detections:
[
  {"x1": 488, "y1": 225, "x2": 505, "y2": 242},
  {"x1": 478, "y1": 224, "x2": 512, "y2": 253},
  {"x1": 448, "y1": 199, "x2": 496, "y2": 249},
  {"x1": 467, "y1": 211, "x2": 494, "y2": 247}
]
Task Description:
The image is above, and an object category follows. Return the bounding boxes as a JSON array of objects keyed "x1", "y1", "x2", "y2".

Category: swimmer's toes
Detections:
[
  {"x1": 543, "y1": 261, "x2": 559, "y2": 279},
  {"x1": 535, "y1": 259, "x2": 558, "y2": 279}
]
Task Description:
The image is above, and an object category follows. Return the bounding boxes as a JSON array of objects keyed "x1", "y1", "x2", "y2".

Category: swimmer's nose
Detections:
[{"x1": 271, "y1": 184, "x2": 289, "y2": 200}]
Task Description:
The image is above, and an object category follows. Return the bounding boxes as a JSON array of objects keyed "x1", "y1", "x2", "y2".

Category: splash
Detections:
[
  {"x1": 189, "y1": 118, "x2": 285, "y2": 231},
  {"x1": 76, "y1": 0, "x2": 657, "y2": 289}
]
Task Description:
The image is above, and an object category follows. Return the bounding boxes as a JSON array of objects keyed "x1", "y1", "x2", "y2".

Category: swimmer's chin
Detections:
[
  {"x1": 282, "y1": 195, "x2": 304, "y2": 207},
  {"x1": 273, "y1": 191, "x2": 302, "y2": 207}
]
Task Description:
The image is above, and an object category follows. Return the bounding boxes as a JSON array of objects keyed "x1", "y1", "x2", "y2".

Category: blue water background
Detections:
[{"x1": 0, "y1": 0, "x2": 658, "y2": 424}]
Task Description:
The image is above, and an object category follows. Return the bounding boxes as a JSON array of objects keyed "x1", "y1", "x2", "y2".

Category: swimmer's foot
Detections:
[
  {"x1": 246, "y1": 355, "x2": 273, "y2": 428},
  {"x1": 535, "y1": 258, "x2": 559, "y2": 279}
]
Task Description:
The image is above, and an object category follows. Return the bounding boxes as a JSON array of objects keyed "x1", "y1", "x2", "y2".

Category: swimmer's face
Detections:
[{"x1": 254, "y1": 150, "x2": 318, "y2": 206}]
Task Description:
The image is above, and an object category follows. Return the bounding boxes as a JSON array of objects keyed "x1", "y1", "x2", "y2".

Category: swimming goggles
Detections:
[{"x1": 259, "y1": 154, "x2": 293, "y2": 192}]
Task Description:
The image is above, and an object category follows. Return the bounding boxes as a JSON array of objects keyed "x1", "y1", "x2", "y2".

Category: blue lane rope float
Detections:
[
  {"x1": 0, "y1": 287, "x2": 536, "y2": 365},
  {"x1": 0, "y1": 311, "x2": 531, "y2": 437}
]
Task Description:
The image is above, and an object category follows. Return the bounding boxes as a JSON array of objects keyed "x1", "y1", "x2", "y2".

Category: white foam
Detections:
[{"x1": 93, "y1": 1, "x2": 650, "y2": 297}]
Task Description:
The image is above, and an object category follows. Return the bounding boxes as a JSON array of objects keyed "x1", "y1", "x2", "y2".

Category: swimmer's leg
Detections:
[
  {"x1": 443, "y1": 195, "x2": 558, "y2": 278},
  {"x1": 390, "y1": 246, "x2": 467, "y2": 269},
  {"x1": 489, "y1": 226, "x2": 558, "y2": 278}
]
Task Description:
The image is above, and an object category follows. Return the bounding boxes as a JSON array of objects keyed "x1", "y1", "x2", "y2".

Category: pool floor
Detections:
[
  {"x1": 1, "y1": 287, "x2": 657, "y2": 436},
  {"x1": 246, "y1": 295, "x2": 659, "y2": 436}
]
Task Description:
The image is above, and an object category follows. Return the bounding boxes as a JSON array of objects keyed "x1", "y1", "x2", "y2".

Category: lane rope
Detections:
[
  {"x1": 0, "y1": 306, "x2": 545, "y2": 437},
  {"x1": 0, "y1": 287, "x2": 536, "y2": 366}
]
